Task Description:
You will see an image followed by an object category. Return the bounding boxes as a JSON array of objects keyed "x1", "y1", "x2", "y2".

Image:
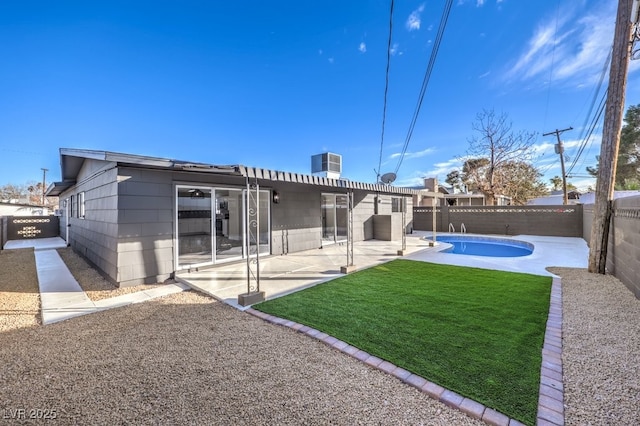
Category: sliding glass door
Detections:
[
  {"x1": 321, "y1": 193, "x2": 348, "y2": 245},
  {"x1": 177, "y1": 187, "x2": 213, "y2": 268},
  {"x1": 176, "y1": 185, "x2": 270, "y2": 269}
]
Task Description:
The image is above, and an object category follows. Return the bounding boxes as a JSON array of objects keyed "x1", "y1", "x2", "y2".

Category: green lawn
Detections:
[{"x1": 254, "y1": 259, "x2": 551, "y2": 425}]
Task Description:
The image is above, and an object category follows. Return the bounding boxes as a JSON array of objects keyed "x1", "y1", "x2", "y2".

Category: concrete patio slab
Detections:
[
  {"x1": 177, "y1": 232, "x2": 589, "y2": 310},
  {"x1": 4, "y1": 237, "x2": 67, "y2": 251}
]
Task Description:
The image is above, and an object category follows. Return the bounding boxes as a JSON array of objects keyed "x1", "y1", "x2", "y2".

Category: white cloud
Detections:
[
  {"x1": 359, "y1": 42, "x2": 367, "y2": 53},
  {"x1": 506, "y1": 2, "x2": 617, "y2": 87},
  {"x1": 389, "y1": 147, "x2": 435, "y2": 160},
  {"x1": 477, "y1": 0, "x2": 485, "y2": 6},
  {"x1": 390, "y1": 43, "x2": 400, "y2": 56},
  {"x1": 406, "y1": 4, "x2": 425, "y2": 31},
  {"x1": 396, "y1": 158, "x2": 464, "y2": 187},
  {"x1": 328, "y1": 57, "x2": 335, "y2": 64}
]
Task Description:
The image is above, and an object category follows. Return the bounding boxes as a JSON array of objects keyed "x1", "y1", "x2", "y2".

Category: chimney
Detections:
[{"x1": 423, "y1": 177, "x2": 438, "y2": 192}]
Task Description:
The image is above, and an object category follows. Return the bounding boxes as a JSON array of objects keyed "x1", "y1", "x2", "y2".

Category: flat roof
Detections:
[{"x1": 47, "y1": 148, "x2": 441, "y2": 198}]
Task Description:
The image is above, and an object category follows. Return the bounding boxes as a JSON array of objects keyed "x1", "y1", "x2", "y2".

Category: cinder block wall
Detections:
[
  {"x1": 604, "y1": 196, "x2": 640, "y2": 298},
  {"x1": 414, "y1": 205, "x2": 583, "y2": 237}
]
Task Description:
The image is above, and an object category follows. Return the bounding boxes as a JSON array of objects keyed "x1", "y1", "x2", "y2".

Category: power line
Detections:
[
  {"x1": 394, "y1": 0, "x2": 454, "y2": 175},
  {"x1": 376, "y1": 0, "x2": 395, "y2": 183},
  {"x1": 566, "y1": 89, "x2": 607, "y2": 176},
  {"x1": 564, "y1": 46, "x2": 611, "y2": 175},
  {"x1": 542, "y1": 0, "x2": 562, "y2": 130}
]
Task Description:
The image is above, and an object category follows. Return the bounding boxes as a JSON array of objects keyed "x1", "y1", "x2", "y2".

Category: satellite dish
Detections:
[{"x1": 380, "y1": 172, "x2": 397, "y2": 185}]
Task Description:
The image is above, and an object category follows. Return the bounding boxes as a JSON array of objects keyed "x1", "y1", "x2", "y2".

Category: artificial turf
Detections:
[{"x1": 254, "y1": 259, "x2": 551, "y2": 425}]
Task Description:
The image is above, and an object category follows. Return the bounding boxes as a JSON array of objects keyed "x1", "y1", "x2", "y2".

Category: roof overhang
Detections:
[
  {"x1": 46, "y1": 180, "x2": 75, "y2": 197},
  {"x1": 52, "y1": 148, "x2": 439, "y2": 197}
]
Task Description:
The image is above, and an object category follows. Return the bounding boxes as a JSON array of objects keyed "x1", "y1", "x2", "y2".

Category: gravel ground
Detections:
[
  {"x1": 2, "y1": 247, "x2": 638, "y2": 424},
  {"x1": 56, "y1": 248, "x2": 166, "y2": 301},
  {"x1": 549, "y1": 268, "x2": 640, "y2": 425},
  {"x1": 0, "y1": 248, "x2": 40, "y2": 332},
  {"x1": 0, "y1": 291, "x2": 482, "y2": 425}
]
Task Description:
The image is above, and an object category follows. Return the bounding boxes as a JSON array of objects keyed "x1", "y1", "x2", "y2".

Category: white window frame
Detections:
[{"x1": 79, "y1": 192, "x2": 85, "y2": 219}]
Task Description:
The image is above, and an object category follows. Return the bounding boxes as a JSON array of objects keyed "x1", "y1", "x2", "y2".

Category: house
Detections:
[
  {"x1": 47, "y1": 148, "x2": 434, "y2": 288},
  {"x1": 413, "y1": 178, "x2": 511, "y2": 207},
  {"x1": 576, "y1": 190, "x2": 640, "y2": 205},
  {"x1": 0, "y1": 201, "x2": 50, "y2": 216},
  {"x1": 527, "y1": 190, "x2": 581, "y2": 205}
]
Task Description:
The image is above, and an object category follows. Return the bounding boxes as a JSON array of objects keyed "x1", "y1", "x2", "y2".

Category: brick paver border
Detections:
[{"x1": 246, "y1": 276, "x2": 564, "y2": 426}]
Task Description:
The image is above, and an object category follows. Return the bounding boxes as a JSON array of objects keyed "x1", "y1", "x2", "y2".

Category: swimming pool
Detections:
[{"x1": 433, "y1": 235, "x2": 534, "y2": 258}]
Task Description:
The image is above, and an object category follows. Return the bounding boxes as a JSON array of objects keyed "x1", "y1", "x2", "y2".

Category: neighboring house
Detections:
[
  {"x1": 0, "y1": 202, "x2": 50, "y2": 216},
  {"x1": 47, "y1": 148, "x2": 430, "y2": 287},
  {"x1": 577, "y1": 190, "x2": 640, "y2": 205},
  {"x1": 413, "y1": 178, "x2": 511, "y2": 207},
  {"x1": 527, "y1": 190, "x2": 640, "y2": 205},
  {"x1": 527, "y1": 190, "x2": 581, "y2": 206}
]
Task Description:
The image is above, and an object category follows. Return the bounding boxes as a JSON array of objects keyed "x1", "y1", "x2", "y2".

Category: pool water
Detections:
[{"x1": 435, "y1": 236, "x2": 533, "y2": 258}]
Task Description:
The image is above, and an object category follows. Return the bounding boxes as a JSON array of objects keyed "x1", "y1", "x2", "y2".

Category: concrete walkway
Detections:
[{"x1": 4, "y1": 237, "x2": 188, "y2": 324}]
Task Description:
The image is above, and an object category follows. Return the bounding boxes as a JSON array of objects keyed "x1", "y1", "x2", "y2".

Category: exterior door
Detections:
[
  {"x1": 176, "y1": 186, "x2": 213, "y2": 268},
  {"x1": 321, "y1": 193, "x2": 348, "y2": 244}
]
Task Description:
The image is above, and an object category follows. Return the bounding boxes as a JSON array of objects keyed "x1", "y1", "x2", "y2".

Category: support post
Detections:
[
  {"x1": 341, "y1": 190, "x2": 356, "y2": 274},
  {"x1": 589, "y1": 0, "x2": 633, "y2": 274},
  {"x1": 543, "y1": 127, "x2": 573, "y2": 205},
  {"x1": 238, "y1": 176, "x2": 265, "y2": 306},
  {"x1": 41, "y1": 168, "x2": 48, "y2": 206},
  {"x1": 397, "y1": 197, "x2": 407, "y2": 255},
  {"x1": 430, "y1": 196, "x2": 437, "y2": 246}
]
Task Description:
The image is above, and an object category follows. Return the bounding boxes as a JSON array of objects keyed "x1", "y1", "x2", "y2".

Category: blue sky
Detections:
[{"x1": 1, "y1": 0, "x2": 638, "y2": 192}]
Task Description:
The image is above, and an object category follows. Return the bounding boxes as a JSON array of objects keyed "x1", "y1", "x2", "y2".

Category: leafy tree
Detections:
[
  {"x1": 586, "y1": 104, "x2": 640, "y2": 189},
  {"x1": 27, "y1": 182, "x2": 46, "y2": 205},
  {"x1": 458, "y1": 109, "x2": 538, "y2": 205},
  {"x1": 498, "y1": 161, "x2": 548, "y2": 205},
  {"x1": 549, "y1": 176, "x2": 562, "y2": 191},
  {"x1": 445, "y1": 170, "x2": 464, "y2": 192}
]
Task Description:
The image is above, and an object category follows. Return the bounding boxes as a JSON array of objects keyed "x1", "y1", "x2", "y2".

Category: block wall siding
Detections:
[
  {"x1": 270, "y1": 182, "x2": 322, "y2": 254},
  {"x1": 116, "y1": 167, "x2": 175, "y2": 286},
  {"x1": 60, "y1": 160, "x2": 120, "y2": 284},
  {"x1": 582, "y1": 196, "x2": 640, "y2": 298},
  {"x1": 64, "y1": 161, "x2": 421, "y2": 286},
  {"x1": 353, "y1": 192, "x2": 375, "y2": 241}
]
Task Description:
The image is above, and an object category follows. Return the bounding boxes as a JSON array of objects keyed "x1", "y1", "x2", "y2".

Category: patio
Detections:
[{"x1": 176, "y1": 232, "x2": 589, "y2": 309}]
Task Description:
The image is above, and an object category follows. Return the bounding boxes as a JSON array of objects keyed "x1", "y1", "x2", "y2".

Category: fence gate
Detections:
[{"x1": 6, "y1": 216, "x2": 60, "y2": 240}]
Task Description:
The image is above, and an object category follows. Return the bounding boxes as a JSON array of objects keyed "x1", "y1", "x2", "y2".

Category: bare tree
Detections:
[
  {"x1": 463, "y1": 109, "x2": 538, "y2": 205},
  {"x1": 0, "y1": 184, "x2": 27, "y2": 202}
]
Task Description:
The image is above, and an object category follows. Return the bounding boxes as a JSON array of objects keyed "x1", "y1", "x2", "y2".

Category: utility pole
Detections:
[
  {"x1": 543, "y1": 127, "x2": 573, "y2": 205},
  {"x1": 589, "y1": 0, "x2": 634, "y2": 274},
  {"x1": 41, "y1": 168, "x2": 48, "y2": 206}
]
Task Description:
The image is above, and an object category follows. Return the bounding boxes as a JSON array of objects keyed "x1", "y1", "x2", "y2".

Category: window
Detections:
[
  {"x1": 79, "y1": 192, "x2": 85, "y2": 219},
  {"x1": 391, "y1": 197, "x2": 404, "y2": 213},
  {"x1": 70, "y1": 195, "x2": 75, "y2": 218}
]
